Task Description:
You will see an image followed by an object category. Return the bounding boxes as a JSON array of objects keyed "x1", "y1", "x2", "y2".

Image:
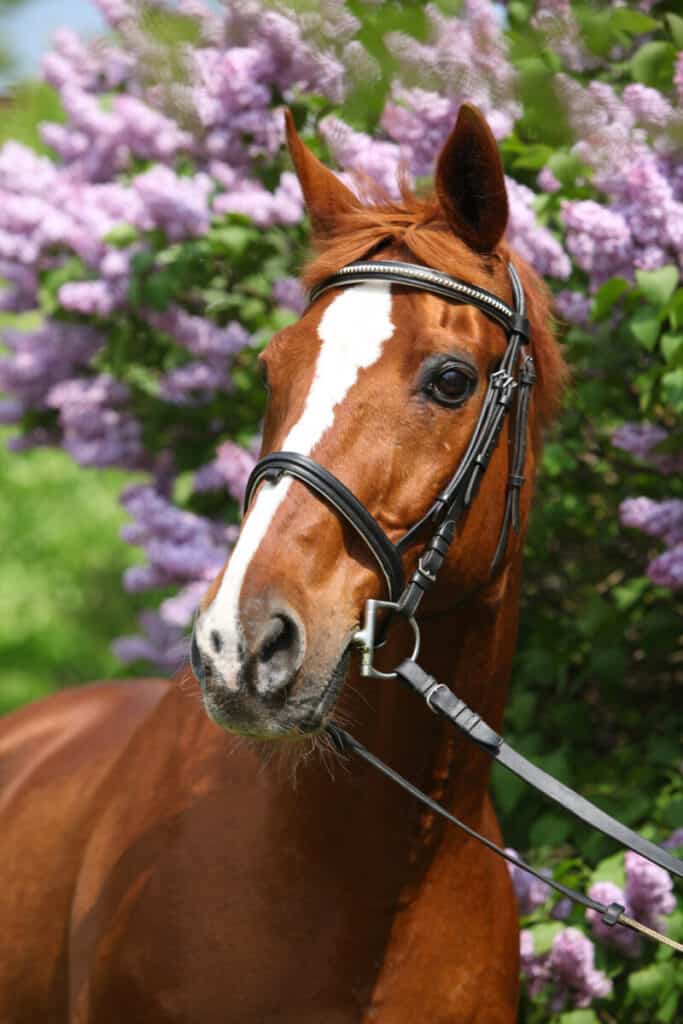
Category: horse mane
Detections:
[{"x1": 302, "y1": 186, "x2": 567, "y2": 441}]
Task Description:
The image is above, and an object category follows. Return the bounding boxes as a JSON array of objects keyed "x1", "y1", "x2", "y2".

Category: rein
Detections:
[{"x1": 245, "y1": 259, "x2": 682, "y2": 955}]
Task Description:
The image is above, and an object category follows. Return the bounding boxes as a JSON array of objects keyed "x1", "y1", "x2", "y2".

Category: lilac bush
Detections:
[
  {"x1": 0, "y1": 0, "x2": 573, "y2": 666},
  {"x1": 1, "y1": 1, "x2": 681, "y2": 1019}
]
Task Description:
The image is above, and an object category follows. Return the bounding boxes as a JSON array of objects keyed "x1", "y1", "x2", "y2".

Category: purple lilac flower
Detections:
[
  {"x1": 213, "y1": 172, "x2": 303, "y2": 226},
  {"x1": 93, "y1": 0, "x2": 136, "y2": 27},
  {"x1": 675, "y1": 52, "x2": 683, "y2": 109},
  {"x1": 506, "y1": 179, "x2": 571, "y2": 280},
  {"x1": 647, "y1": 544, "x2": 683, "y2": 588},
  {"x1": 663, "y1": 828, "x2": 683, "y2": 850},
  {"x1": 505, "y1": 849, "x2": 551, "y2": 914},
  {"x1": 519, "y1": 930, "x2": 551, "y2": 998},
  {"x1": 59, "y1": 279, "x2": 128, "y2": 316},
  {"x1": 551, "y1": 898, "x2": 572, "y2": 921},
  {"x1": 586, "y1": 881, "x2": 641, "y2": 958},
  {"x1": 531, "y1": 0, "x2": 591, "y2": 73},
  {"x1": 381, "y1": 87, "x2": 458, "y2": 178},
  {"x1": 149, "y1": 307, "x2": 251, "y2": 361},
  {"x1": 0, "y1": 398, "x2": 24, "y2": 424},
  {"x1": 561, "y1": 200, "x2": 633, "y2": 285},
  {"x1": 0, "y1": 321, "x2": 103, "y2": 409},
  {"x1": 193, "y1": 441, "x2": 257, "y2": 504},
  {"x1": 619, "y1": 498, "x2": 683, "y2": 546},
  {"x1": 0, "y1": 261, "x2": 37, "y2": 312},
  {"x1": 272, "y1": 276, "x2": 306, "y2": 315},
  {"x1": 133, "y1": 166, "x2": 212, "y2": 240},
  {"x1": 120, "y1": 484, "x2": 236, "y2": 594},
  {"x1": 613, "y1": 423, "x2": 683, "y2": 476},
  {"x1": 114, "y1": 95, "x2": 194, "y2": 162},
  {"x1": 113, "y1": 610, "x2": 188, "y2": 672},
  {"x1": 0, "y1": 141, "x2": 57, "y2": 195},
  {"x1": 319, "y1": 116, "x2": 404, "y2": 198},
  {"x1": 46, "y1": 374, "x2": 144, "y2": 469},
  {"x1": 623, "y1": 84, "x2": 675, "y2": 130},
  {"x1": 537, "y1": 167, "x2": 561, "y2": 194},
  {"x1": 159, "y1": 581, "x2": 208, "y2": 629},
  {"x1": 547, "y1": 928, "x2": 612, "y2": 1010},
  {"x1": 625, "y1": 852, "x2": 676, "y2": 930},
  {"x1": 554, "y1": 289, "x2": 591, "y2": 326},
  {"x1": 385, "y1": 1, "x2": 520, "y2": 142},
  {"x1": 159, "y1": 361, "x2": 231, "y2": 405}
]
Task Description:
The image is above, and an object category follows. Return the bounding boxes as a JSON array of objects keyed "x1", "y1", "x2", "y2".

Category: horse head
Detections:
[{"x1": 191, "y1": 104, "x2": 564, "y2": 739}]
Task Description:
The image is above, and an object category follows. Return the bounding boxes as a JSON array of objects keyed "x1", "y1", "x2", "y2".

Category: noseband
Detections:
[
  {"x1": 243, "y1": 257, "x2": 683, "y2": 953},
  {"x1": 245, "y1": 259, "x2": 535, "y2": 668}
]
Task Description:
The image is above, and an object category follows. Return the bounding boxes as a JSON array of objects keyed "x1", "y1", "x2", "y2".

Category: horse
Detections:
[{"x1": 0, "y1": 104, "x2": 565, "y2": 1023}]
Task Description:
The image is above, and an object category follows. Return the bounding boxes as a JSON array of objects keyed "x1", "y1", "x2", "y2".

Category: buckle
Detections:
[
  {"x1": 353, "y1": 599, "x2": 421, "y2": 679},
  {"x1": 417, "y1": 554, "x2": 437, "y2": 584}
]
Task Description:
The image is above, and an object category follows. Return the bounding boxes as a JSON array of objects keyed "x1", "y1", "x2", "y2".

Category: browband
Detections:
[{"x1": 308, "y1": 260, "x2": 530, "y2": 342}]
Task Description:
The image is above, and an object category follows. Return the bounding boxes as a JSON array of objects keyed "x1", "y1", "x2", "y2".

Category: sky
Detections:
[{"x1": 1, "y1": 0, "x2": 105, "y2": 87}]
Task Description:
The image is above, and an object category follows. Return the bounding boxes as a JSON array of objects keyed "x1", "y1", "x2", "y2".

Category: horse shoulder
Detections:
[{"x1": 0, "y1": 678, "x2": 168, "y2": 1022}]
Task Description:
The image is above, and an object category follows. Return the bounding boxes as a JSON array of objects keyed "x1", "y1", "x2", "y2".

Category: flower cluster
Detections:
[
  {"x1": 505, "y1": 850, "x2": 552, "y2": 915},
  {"x1": 614, "y1": 423, "x2": 683, "y2": 589},
  {"x1": 558, "y1": 77, "x2": 683, "y2": 293},
  {"x1": 587, "y1": 853, "x2": 676, "y2": 956},
  {"x1": 0, "y1": 0, "x2": 579, "y2": 670},
  {"x1": 520, "y1": 927, "x2": 612, "y2": 1012},
  {"x1": 619, "y1": 497, "x2": 683, "y2": 588}
]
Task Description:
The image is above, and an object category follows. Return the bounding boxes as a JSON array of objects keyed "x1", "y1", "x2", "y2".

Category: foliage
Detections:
[{"x1": 0, "y1": 1, "x2": 681, "y2": 1021}]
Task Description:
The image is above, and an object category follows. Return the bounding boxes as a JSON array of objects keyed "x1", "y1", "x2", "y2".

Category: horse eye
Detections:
[{"x1": 427, "y1": 364, "x2": 476, "y2": 407}]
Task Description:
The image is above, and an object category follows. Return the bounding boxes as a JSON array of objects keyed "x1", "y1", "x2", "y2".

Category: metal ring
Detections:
[{"x1": 353, "y1": 599, "x2": 421, "y2": 679}]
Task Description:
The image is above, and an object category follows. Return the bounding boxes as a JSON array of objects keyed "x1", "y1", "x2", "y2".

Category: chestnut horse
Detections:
[{"x1": 0, "y1": 106, "x2": 565, "y2": 1023}]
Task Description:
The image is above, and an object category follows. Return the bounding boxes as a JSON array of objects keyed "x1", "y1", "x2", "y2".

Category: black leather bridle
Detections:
[
  {"x1": 245, "y1": 260, "x2": 534, "y2": 613},
  {"x1": 244, "y1": 259, "x2": 682, "y2": 953}
]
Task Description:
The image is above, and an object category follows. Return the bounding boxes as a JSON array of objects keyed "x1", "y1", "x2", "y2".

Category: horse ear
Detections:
[
  {"x1": 435, "y1": 103, "x2": 508, "y2": 253},
  {"x1": 284, "y1": 109, "x2": 360, "y2": 238}
]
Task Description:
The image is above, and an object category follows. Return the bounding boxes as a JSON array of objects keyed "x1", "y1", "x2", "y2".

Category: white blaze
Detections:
[{"x1": 199, "y1": 282, "x2": 395, "y2": 685}]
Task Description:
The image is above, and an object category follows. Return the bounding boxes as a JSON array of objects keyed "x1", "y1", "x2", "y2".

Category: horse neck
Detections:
[{"x1": 336, "y1": 549, "x2": 524, "y2": 820}]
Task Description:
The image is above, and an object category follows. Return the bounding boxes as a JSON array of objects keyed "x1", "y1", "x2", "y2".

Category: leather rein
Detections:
[{"x1": 244, "y1": 259, "x2": 682, "y2": 954}]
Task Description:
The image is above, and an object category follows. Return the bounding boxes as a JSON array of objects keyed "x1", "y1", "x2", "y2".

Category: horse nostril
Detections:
[
  {"x1": 254, "y1": 612, "x2": 304, "y2": 698},
  {"x1": 210, "y1": 630, "x2": 223, "y2": 654},
  {"x1": 190, "y1": 630, "x2": 205, "y2": 684},
  {"x1": 258, "y1": 614, "x2": 294, "y2": 663}
]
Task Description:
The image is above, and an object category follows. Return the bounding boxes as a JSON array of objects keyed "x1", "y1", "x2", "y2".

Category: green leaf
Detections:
[
  {"x1": 666, "y1": 13, "x2": 683, "y2": 48},
  {"x1": 628, "y1": 963, "x2": 676, "y2": 1002},
  {"x1": 591, "y1": 278, "x2": 629, "y2": 321},
  {"x1": 207, "y1": 225, "x2": 254, "y2": 258},
  {"x1": 657, "y1": 990, "x2": 681, "y2": 1024},
  {"x1": 612, "y1": 576, "x2": 650, "y2": 612},
  {"x1": 491, "y1": 763, "x2": 527, "y2": 815},
  {"x1": 528, "y1": 921, "x2": 563, "y2": 956},
  {"x1": 630, "y1": 42, "x2": 677, "y2": 91},
  {"x1": 661, "y1": 333, "x2": 683, "y2": 365},
  {"x1": 629, "y1": 306, "x2": 661, "y2": 350},
  {"x1": 665, "y1": 289, "x2": 683, "y2": 330},
  {"x1": 558, "y1": 1011, "x2": 600, "y2": 1024},
  {"x1": 590, "y1": 851, "x2": 625, "y2": 888},
  {"x1": 635, "y1": 266, "x2": 679, "y2": 306},
  {"x1": 611, "y1": 9, "x2": 659, "y2": 34},
  {"x1": 103, "y1": 224, "x2": 139, "y2": 249},
  {"x1": 173, "y1": 471, "x2": 194, "y2": 506},
  {"x1": 661, "y1": 368, "x2": 683, "y2": 409},
  {"x1": 547, "y1": 150, "x2": 585, "y2": 186},
  {"x1": 506, "y1": 142, "x2": 554, "y2": 172},
  {"x1": 529, "y1": 811, "x2": 572, "y2": 846}
]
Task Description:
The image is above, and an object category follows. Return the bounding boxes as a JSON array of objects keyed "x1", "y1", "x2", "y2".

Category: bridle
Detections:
[
  {"x1": 245, "y1": 259, "x2": 535, "y2": 671},
  {"x1": 244, "y1": 258, "x2": 682, "y2": 953}
]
